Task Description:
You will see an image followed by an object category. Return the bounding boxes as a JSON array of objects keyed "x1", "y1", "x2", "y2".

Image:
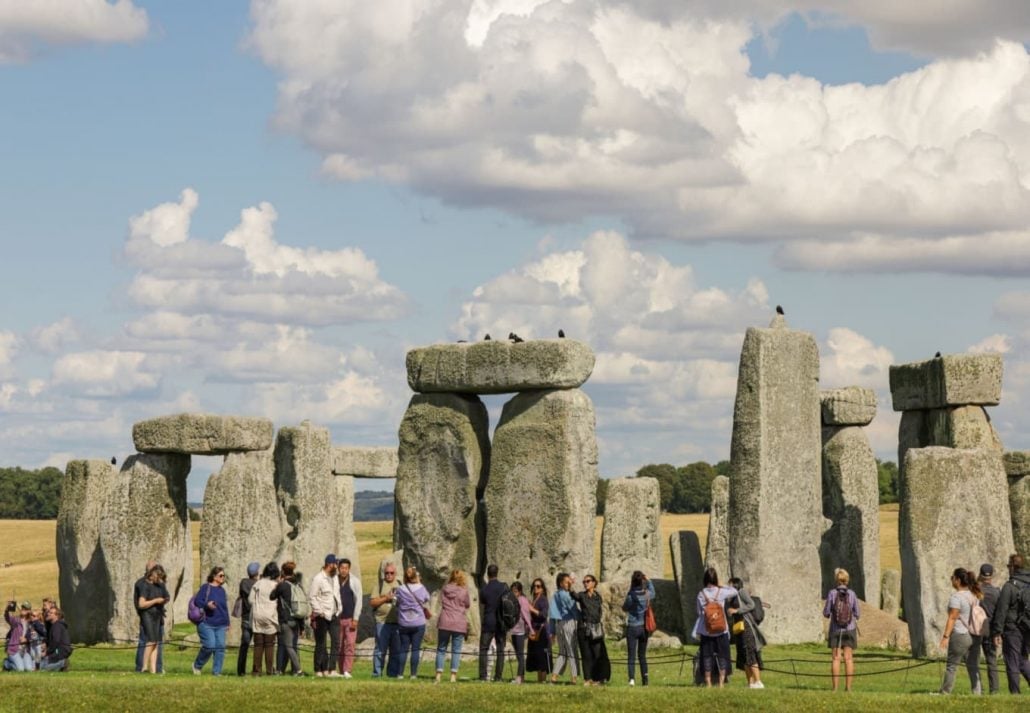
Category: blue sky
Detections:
[{"x1": 2, "y1": 1, "x2": 1029, "y2": 501}]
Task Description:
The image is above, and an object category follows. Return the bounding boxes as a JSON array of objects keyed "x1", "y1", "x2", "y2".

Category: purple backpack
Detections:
[{"x1": 188, "y1": 585, "x2": 208, "y2": 624}]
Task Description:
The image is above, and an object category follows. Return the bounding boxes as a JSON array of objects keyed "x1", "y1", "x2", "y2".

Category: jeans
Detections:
[
  {"x1": 435, "y1": 630, "x2": 465, "y2": 673},
  {"x1": 135, "y1": 623, "x2": 164, "y2": 673},
  {"x1": 338, "y1": 617, "x2": 357, "y2": 674},
  {"x1": 237, "y1": 624, "x2": 252, "y2": 676},
  {"x1": 277, "y1": 620, "x2": 302, "y2": 674},
  {"x1": 391, "y1": 624, "x2": 426, "y2": 677},
  {"x1": 374, "y1": 622, "x2": 400, "y2": 677},
  {"x1": 940, "y1": 631, "x2": 980, "y2": 694},
  {"x1": 980, "y1": 634, "x2": 999, "y2": 693},
  {"x1": 313, "y1": 615, "x2": 340, "y2": 673},
  {"x1": 194, "y1": 622, "x2": 227, "y2": 675},
  {"x1": 6, "y1": 652, "x2": 34, "y2": 671},
  {"x1": 1001, "y1": 628, "x2": 1030, "y2": 693},
  {"x1": 478, "y1": 628, "x2": 505, "y2": 681},
  {"x1": 626, "y1": 624, "x2": 649, "y2": 682},
  {"x1": 39, "y1": 657, "x2": 68, "y2": 672}
]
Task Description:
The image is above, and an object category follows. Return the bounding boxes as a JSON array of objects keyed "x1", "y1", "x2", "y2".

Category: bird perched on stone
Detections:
[
  {"x1": 934, "y1": 351, "x2": 941, "y2": 358},
  {"x1": 457, "y1": 340, "x2": 467, "y2": 343},
  {"x1": 110, "y1": 457, "x2": 117, "y2": 465},
  {"x1": 484, "y1": 334, "x2": 491, "y2": 341},
  {"x1": 509, "y1": 332, "x2": 524, "y2": 343},
  {"x1": 558, "y1": 329, "x2": 565, "y2": 338},
  {"x1": 775, "y1": 305, "x2": 784, "y2": 315}
]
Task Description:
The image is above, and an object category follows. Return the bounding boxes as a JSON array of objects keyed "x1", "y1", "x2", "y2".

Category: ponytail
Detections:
[{"x1": 953, "y1": 567, "x2": 982, "y2": 599}]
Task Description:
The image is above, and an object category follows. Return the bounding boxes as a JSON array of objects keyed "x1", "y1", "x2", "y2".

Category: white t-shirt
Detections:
[{"x1": 948, "y1": 590, "x2": 975, "y2": 635}]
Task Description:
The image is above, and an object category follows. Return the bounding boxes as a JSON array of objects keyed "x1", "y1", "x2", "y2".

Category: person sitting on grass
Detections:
[{"x1": 39, "y1": 607, "x2": 71, "y2": 672}]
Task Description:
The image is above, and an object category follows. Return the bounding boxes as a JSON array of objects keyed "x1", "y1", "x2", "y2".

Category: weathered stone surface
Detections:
[
  {"x1": 897, "y1": 406, "x2": 1002, "y2": 496},
  {"x1": 99, "y1": 453, "x2": 192, "y2": 644},
  {"x1": 600, "y1": 477, "x2": 662, "y2": 582},
  {"x1": 332, "y1": 475, "x2": 360, "y2": 580},
  {"x1": 484, "y1": 389, "x2": 597, "y2": 588},
  {"x1": 728, "y1": 320, "x2": 823, "y2": 644},
  {"x1": 406, "y1": 339, "x2": 595, "y2": 394},
  {"x1": 881, "y1": 569, "x2": 901, "y2": 615},
  {"x1": 820, "y1": 387, "x2": 877, "y2": 426},
  {"x1": 1011, "y1": 476, "x2": 1030, "y2": 561},
  {"x1": 1004, "y1": 451, "x2": 1030, "y2": 477},
  {"x1": 273, "y1": 421, "x2": 335, "y2": 587},
  {"x1": 394, "y1": 393, "x2": 489, "y2": 591},
  {"x1": 331, "y1": 446, "x2": 398, "y2": 478},
  {"x1": 200, "y1": 449, "x2": 281, "y2": 644},
  {"x1": 598, "y1": 578, "x2": 682, "y2": 642},
  {"x1": 133, "y1": 413, "x2": 273, "y2": 455},
  {"x1": 820, "y1": 426, "x2": 880, "y2": 606},
  {"x1": 670, "y1": 531, "x2": 704, "y2": 638},
  {"x1": 705, "y1": 475, "x2": 729, "y2": 576},
  {"x1": 56, "y1": 460, "x2": 118, "y2": 643},
  {"x1": 900, "y1": 447, "x2": 1014, "y2": 657},
  {"x1": 889, "y1": 354, "x2": 1002, "y2": 411}
]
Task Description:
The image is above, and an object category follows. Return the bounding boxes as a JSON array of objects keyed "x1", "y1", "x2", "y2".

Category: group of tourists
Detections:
[{"x1": 2, "y1": 597, "x2": 72, "y2": 672}]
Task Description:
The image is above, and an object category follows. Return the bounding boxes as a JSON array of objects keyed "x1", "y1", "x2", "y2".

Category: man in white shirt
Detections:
[{"x1": 309, "y1": 554, "x2": 342, "y2": 677}]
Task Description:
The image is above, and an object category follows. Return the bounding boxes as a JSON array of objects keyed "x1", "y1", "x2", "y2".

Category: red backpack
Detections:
[{"x1": 703, "y1": 589, "x2": 727, "y2": 633}]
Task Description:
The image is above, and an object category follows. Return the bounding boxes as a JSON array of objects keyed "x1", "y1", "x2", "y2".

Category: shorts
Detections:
[{"x1": 828, "y1": 629, "x2": 857, "y2": 650}]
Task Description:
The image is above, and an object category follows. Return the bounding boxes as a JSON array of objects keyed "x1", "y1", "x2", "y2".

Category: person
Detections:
[
  {"x1": 310, "y1": 554, "x2": 343, "y2": 677},
  {"x1": 249, "y1": 561, "x2": 280, "y2": 676},
  {"x1": 508, "y1": 581, "x2": 533, "y2": 684},
  {"x1": 271, "y1": 561, "x2": 306, "y2": 676},
  {"x1": 392, "y1": 566, "x2": 431, "y2": 679},
  {"x1": 728, "y1": 576, "x2": 765, "y2": 689},
  {"x1": 236, "y1": 561, "x2": 260, "y2": 676},
  {"x1": 823, "y1": 567, "x2": 859, "y2": 692},
  {"x1": 978, "y1": 563, "x2": 1001, "y2": 694},
  {"x1": 24, "y1": 606, "x2": 45, "y2": 669},
  {"x1": 192, "y1": 566, "x2": 230, "y2": 676},
  {"x1": 623, "y1": 570, "x2": 657, "y2": 687},
  {"x1": 479, "y1": 563, "x2": 507, "y2": 682},
  {"x1": 572, "y1": 573, "x2": 606, "y2": 686},
  {"x1": 550, "y1": 572, "x2": 579, "y2": 684},
  {"x1": 526, "y1": 578, "x2": 552, "y2": 682},
  {"x1": 336, "y1": 557, "x2": 362, "y2": 678},
  {"x1": 4, "y1": 601, "x2": 32, "y2": 672},
  {"x1": 136, "y1": 564, "x2": 169, "y2": 674},
  {"x1": 696, "y1": 567, "x2": 737, "y2": 688},
  {"x1": 133, "y1": 559, "x2": 162, "y2": 673},
  {"x1": 938, "y1": 567, "x2": 983, "y2": 695},
  {"x1": 991, "y1": 553, "x2": 1030, "y2": 693},
  {"x1": 38, "y1": 607, "x2": 71, "y2": 672},
  {"x1": 435, "y1": 569, "x2": 471, "y2": 684},
  {"x1": 369, "y1": 561, "x2": 401, "y2": 677}
]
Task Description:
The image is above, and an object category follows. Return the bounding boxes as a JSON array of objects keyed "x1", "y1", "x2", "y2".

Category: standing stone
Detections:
[
  {"x1": 670, "y1": 531, "x2": 705, "y2": 638},
  {"x1": 273, "y1": 421, "x2": 335, "y2": 587},
  {"x1": 1006, "y1": 452, "x2": 1030, "y2": 559},
  {"x1": 56, "y1": 460, "x2": 117, "y2": 644},
  {"x1": 133, "y1": 413, "x2": 273, "y2": 454},
  {"x1": 484, "y1": 389, "x2": 597, "y2": 587},
  {"x1": 395, "y1": 393, "x2": 489, "y2": 590},
  {"x1": 900, "y1": 447, "x2": 1014, "y2": 657},
  {"x1": 728, "y1": 316, "x2": 823, "y2": 644},
  {"x1": 820, "y1": 425, "x2": 880, "y2": 605},
  {"x1": 200, "y1": 449, "x2": 282, "y2": 644},
  {"x1": 99, "y1": 453, "x2": 191, "y2": 644},
  {"x1": 332, "y1": 474, "x2": 360, "y2": 580},
  {"x1": 705, "y1": 475, "x2": 729, "y2": 576},
  {"x1": 881, "y1": 569, "x2": 901, "y2": 615},
  {"x1": 600, "y1": 477, "x2": 662, "y2": 582}
]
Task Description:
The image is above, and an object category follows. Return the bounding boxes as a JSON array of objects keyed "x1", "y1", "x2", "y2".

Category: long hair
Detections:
[{"x1": 953, "y1": 567, "x2": 982, "y2": 599}]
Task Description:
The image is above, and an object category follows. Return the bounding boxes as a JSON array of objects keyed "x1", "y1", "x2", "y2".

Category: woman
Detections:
[
  {"x1": 823, "y1": 567, "x2": 860, "y2": 692},
  {"x1": 572, "y1": 573, "x2": 607, "y2": 686},
  {"x1": 392, "y1": 566, "x2": 431, "y2": 679},
  {"x1": 192, "y1": 566, "x2": 230, "y2": 676},
  {"x1": 508, "y1": 581, "x2": 533, "y2": 684},
  {"x1": 136, "y1": 564, "x2": 168, "y2": 674},
  {"x1": 4, "y1": 601, "x2": 31, "y2": 672},
  {"x1": 270, "y1": 561, "x2": 305, "y2": 676},
  {"x1": 526, "y1": 578, "x2": 552, "y2": 682},
  {"x1": 623, "y1": 570, "x2": 657, "y2": 686},
  {"x1": 938, "y1": 567, "x2": 983, "y2": 695},
  {"x1": 550, "y1": 572, "x2": 579, "y2": 684},
  {"x1": 249, "y1": 561, "x2": 280, "y2": 676},
  {"x1": 695, "y1": 567, "x2": 737, "y2": 688},
  {"x1": 435, "y1": 569, "x2": 471, "y2": 683},
  {"x1": 728, "y1": 576, "x2": 765, "y2": 689}
]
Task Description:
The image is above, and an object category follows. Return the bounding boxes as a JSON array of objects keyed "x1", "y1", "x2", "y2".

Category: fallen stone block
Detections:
[
  {"x1": 889, "y1": 354, "x2": 1002, "y2": 411},
  {"x1": 820, "y1": 387, "x2": 877, "y2": 426},
  {"x1": 133, "y1": 413, "x2": 273, "y2": 455}
]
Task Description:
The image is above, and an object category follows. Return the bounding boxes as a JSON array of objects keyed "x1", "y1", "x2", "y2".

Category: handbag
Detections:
[
  {"x1": 585, "y1": 621, "x2": 604, "y2": 641},
  {"x1": 731, "y1": 619, "x2": 745, "y2": 636},
  {"x1": 404, "y1": 583, "x2": 432, "y2": 619},
  {"x1": 528, "y1": 626, "x2": 541, "y2": 642},
  {"x1": 231, "y1": 596, "x2": 243, "y2": 619},
  {"x1": 643, "y1": 590, "x2": 657, "y2": 634}
]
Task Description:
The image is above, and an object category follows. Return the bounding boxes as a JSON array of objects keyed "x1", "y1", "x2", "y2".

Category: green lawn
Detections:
[{"x1": 0, "y1": 637, "x2": 1020, "y2": 713}]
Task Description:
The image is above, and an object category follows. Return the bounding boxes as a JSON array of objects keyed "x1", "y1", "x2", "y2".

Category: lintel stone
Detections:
[
  {"x1": 133, "y1": 413, "x2": 273, "y2": 455},
  {"x1": 820, "y1": 387, "x2": 877, "y2": 426},
  {"x1": 889, "y1": 354, "x2": 1002, "y2": 411},
  {"x1": 331, "y1": 446, "x2": 398, "y2": 478}
]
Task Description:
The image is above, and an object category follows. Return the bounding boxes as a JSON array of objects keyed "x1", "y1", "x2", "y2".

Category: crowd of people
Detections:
[{"x1": 2, "y1": 597, "x2": 72, "y2": 672}]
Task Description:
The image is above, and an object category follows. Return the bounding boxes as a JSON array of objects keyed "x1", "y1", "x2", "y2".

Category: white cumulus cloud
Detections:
[
  {"x1": 0, "y1": 0, "x2": 148, "y2": 63},
  {"x1": 51, "y1": 350, "x2": 159, "y2": 397}
]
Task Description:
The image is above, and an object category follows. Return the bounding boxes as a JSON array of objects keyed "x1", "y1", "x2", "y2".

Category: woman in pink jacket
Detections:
[{"x1": 434, "y1": 569, "x2": 471, "y2": 683}]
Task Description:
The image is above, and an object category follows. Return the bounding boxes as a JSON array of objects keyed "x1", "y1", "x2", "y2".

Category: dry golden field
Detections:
[{"x1": 0, "y1": 507, "x2": 903, "y2": 605}]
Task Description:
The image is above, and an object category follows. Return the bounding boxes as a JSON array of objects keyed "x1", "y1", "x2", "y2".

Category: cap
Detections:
[
  {"x1": 19, "y1": 601, "x2": 31, "y2": 610},
  {"x1": 247, "y1": 561, "x2": 261, "y2": 577},
  {"x1": 979, "y1": 563, "x2": 994, "y2": 578},
  {"x1": 324, "y1": 554, "x2": 337, "y2": 566}
]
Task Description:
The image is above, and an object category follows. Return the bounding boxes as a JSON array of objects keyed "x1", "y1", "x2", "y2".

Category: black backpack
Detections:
[
  {"x1": 1014, "y1": 579, "x2": 1030, "y2": 632},
  {"x1": 832, "y1": 587, "x2": 853, "y2": 627},
  {"x1": 497, "y1": 587, "x2": 520, "y2": 632},
  {"x1": 751, "y1": 596, "x2": 765, "y2": 625}
]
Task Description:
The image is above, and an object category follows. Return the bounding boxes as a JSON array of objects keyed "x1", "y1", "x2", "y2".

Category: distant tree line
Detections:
[{"x1": 0, "y1": 467, "x2": 62, "y2": 519}]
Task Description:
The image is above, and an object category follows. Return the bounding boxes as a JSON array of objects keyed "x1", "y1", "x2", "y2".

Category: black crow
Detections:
[
  {"x1": 558, "y1": 329, "x2": 565, "y2": 338},
  {"x1": 509, "y1": 332, "x2": 524, "y2": 343},
  {"x1": 111, "y1": 457, "x2": 117, "y2": 466},
  {"x1": 775, "y1": 305, "x2": 784, "y2": 315},
  {"x1": 484, "y1": 334, "x2": 491, "y2": 341}
]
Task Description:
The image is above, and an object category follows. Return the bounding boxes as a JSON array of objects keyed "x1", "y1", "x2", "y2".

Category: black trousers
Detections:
[
  {"x1": 1001, "y1": 628, "x2": 1030, "y2": 693},
  {"x1": 237, "y1": 624, "x2": 252, "y2": 676},
  {"x1": 479, "y1": 628, "x2": 505, "y2": 681},
  {"x1": 577, "y1": 626, "x2": 603, "y2": 681},
  {"x1": 314, "y1": 615, "x2": 341, "y2": 673}
]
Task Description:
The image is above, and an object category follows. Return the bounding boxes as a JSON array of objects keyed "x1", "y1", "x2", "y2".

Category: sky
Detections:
[{"x1": 1, "y1": 1, "x2": 1029, "y2": 502}]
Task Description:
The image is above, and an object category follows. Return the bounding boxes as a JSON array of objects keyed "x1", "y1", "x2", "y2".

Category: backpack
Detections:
[
  {"x1": 187, "y1": 584, "x2": 208, "y2": 624},
  {"x1": 497, "y1": 587, "x2": 520, "y2": 632},
  {"x1": 703, "y1": 589, "x2": 727, "y2": 633},
  {"x1": 289, "y1": 581, "x2": 311, "y2": 620},
  {"x1": 1014, "y1": 579, "x2": 1030, "y2": 632},
  {"x1": 751, "y1": 596, "x2": 766, "y2": 625},
  {"x1": 967, "y1": 594, "x2": 988, "y2": 636},
  {"x1": 832, "y1": 587, "x2": 853, "y2": 628}
]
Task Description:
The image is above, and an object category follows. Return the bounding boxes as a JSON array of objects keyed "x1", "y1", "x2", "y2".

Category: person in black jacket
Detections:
[
  {"x1": 479, "y1": 564, "x2": 507, "y2": 682},
  {"x1": 991, "y1": 554, "x2": 1030, "y2": 693},
  {"x1": 39, "y1": 607, "x2": 71, "y2": 671},
  {"x1": 978, "y1": 564, "x2": 1001, "y2": 694},
  {"x1": 572, "y1": 574, "x2": 607, "y2": 685},
  {"x1": 237, "y1": 561, "x2": 260, "y2": 676}
]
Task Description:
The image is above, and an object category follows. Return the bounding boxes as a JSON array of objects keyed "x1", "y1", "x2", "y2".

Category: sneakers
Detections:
[
  {"x1": 749, "y1": 681, "x2": 765, "y2": 689},
  {"x1": 327, "y1": 671, "x2": 342, "y2": 678},
  {"x1": 342, "y1": 671, "x2": 352, "y2": 679},
  {"x1": 192, "y1": 666, "x2": 201, "y2": 676},
  {"x1": 628, "y1": 679, "x2": 635, "y2": 687}
]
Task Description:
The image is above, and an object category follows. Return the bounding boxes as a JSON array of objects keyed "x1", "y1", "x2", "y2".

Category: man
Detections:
[
  {"x1": 979, "y1": 563, "x2": 1001, "y2": 694},
  {"x1": 133, "y1": 559, "x2": 161, "y2": 673},
  {"x1": 39, "y1": 607, "x2": 71, "y2": 672},
  {"x1": 336, "y1": 558, "x2": 362, "y2": 678},
  {"x1": 310, "y1": 554, "x2": 342, "y2": 677},
  {"x1": 479, "y1": 563, "x2": 507, "y2": 682},
  {"x1": 237, "y1": 561, "x2": 260, "y2": 676},
  {"x1": 991, "y1": 553, "x2": 1030, "y2": 693},
  {"x1": 369, "y1": 562, "x2": 401, "y2": 677}
]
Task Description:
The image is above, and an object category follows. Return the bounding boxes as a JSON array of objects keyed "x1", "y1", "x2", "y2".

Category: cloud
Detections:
[
  {"x1": 51, "y1": 350, "x2": 160, "y2": 397},
  {"x1": 0, "y1": 0, "x2": 148, "y2": 63},
  {"x1": 29, "y1": 317, "x2": 80, "y2": 354},
  {"x1": 969, "y1": 334, "x2": 1012, "y2": 354},
  {"x1": 819, "y1": 327, "x2": 895, "y2": 390},
  {"x1": 0, "y1": 331, "x2": 19, "y2": 378}
]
